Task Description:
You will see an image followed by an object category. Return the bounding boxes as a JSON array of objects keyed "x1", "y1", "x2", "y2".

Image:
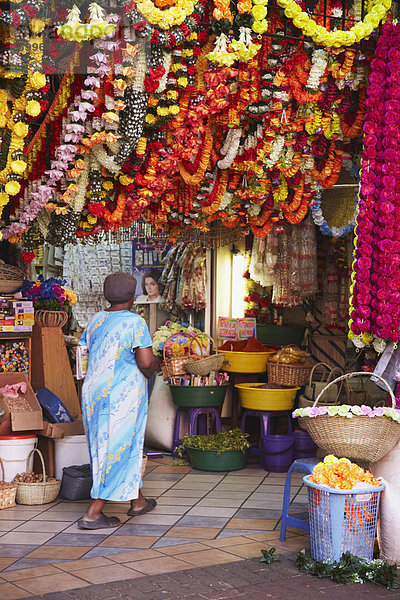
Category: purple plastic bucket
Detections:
[
  {"x1": 261, "y1": 434, "x2": 294, "y2": 473},
  {"x1": 294, "y1": 429, "x2": 317, "y2": 460}
]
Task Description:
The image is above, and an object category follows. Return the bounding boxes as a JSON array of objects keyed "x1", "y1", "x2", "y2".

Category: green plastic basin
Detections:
[
  {"x1": 256, "y1": 325, "x2": 305, "y2": 346},
  {"x1": 169, "y1": 384, "x2": 227, "y2": 407},
  {"x1": 186, "y1": 446, "x2": 246, "y2": 471}
]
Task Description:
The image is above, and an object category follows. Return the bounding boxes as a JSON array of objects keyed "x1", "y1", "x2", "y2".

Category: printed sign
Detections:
[
  {"x1": 218, "y1": 317, "x2": 238, "y2": 340},
  {"x1": 237, "y1": 318, "x2": 256, "y2": 340}
]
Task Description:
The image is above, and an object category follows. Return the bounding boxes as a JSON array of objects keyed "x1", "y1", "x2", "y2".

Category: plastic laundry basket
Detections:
[{"x1": 304, "y1": 475, "x2": 385, "y2": 563}]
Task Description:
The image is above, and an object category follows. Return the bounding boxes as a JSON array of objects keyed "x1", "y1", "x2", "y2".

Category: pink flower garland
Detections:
[{"x1": 350, "y1": 22, "x2": 400, "y2": 350}]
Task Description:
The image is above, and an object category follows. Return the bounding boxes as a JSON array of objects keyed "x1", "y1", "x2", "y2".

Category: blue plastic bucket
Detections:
[
  {"x1": 261, "y1": 434, "x2": 294, "y2": 473},
  {"x1": 304, "y1": 475, "x2": 385, "y2": 562},
  {"x1": 294, "y1": 429, "x2": 317, "y2": 460}
]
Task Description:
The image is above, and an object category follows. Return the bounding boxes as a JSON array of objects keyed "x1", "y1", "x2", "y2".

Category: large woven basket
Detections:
[
  {"x1": 162, "y1": 332, "x2": 200, "y2": 380},
  {"x1": 0, "y1": 264, "x2": 24, "y2": 294},
  {"x1": 184, "y1": 334, "x2": 225, "y2": 376},
  {"x1": 302, "y1": 372, "x2": 400, "y2": 463},
  {"x1": 267, "y1": 360, "x2": 312, "y2": 387},
  {"x1": 15, "y1": 448, "x2": 61, "y2": 505},
  {"x1": 0, "y1": 457, "x2": 17, "y2": 509}
]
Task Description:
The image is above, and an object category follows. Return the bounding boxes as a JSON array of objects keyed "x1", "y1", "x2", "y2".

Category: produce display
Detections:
[{"x1": 309, "y1": 455, "x2": 380, "y2": 489}]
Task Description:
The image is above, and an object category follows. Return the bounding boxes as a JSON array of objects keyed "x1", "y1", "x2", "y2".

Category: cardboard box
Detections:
[
  {"x1": 39, "y1": 418, "x2": 85, "y2": 439},
  {"x1": 0, "y1": 373, "x2": 43, "y2": 432}
]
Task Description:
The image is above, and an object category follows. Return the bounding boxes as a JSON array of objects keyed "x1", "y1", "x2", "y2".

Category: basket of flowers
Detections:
[
  {"x1": 20, "y1": 275, "x2": 77, "y2": 327},
  {"x1": 153, "y1": 322, "x2": 208, "y2": 380},
  {"x1": 293, "y1": 372, "x2": 400, "y2": 463}
]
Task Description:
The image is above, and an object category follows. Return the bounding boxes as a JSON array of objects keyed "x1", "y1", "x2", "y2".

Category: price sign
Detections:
[
  {"x1": 237, "y1": 318, "x2": 256, "y2": 340},
  {"x1": 218, "y1": 317, "x2": 237, "y2": 340}
]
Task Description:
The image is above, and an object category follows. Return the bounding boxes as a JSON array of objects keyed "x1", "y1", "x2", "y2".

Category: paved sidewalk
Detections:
[{"x1": 26, "y1": 555, "x2": 398, "y2": 600}]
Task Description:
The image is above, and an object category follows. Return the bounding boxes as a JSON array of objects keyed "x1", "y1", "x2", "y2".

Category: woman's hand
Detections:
[{"x1": 136, "y1": 347, "x2": 158, "y2": 378}]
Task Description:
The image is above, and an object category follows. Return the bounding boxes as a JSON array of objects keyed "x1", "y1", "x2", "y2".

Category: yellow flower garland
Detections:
[
  {"x1": 135, "y1": 0, "x2": 196, "y2": 29},
  {"x1": 277, "y1": 0, "x2": 392, "y2": 47},
  {"x1": 0, "y1": 24, "x2": 45, "y2": 218}
]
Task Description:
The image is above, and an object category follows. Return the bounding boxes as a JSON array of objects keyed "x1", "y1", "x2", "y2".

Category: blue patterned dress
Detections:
[{"x1": 79, "y1": 310, "x2": 152, "y2": 501}]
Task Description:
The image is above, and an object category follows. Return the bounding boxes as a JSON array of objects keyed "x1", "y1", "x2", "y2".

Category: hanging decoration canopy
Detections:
[{"x1": 0, "y1": 0, "x2": 395, "y2": 249}]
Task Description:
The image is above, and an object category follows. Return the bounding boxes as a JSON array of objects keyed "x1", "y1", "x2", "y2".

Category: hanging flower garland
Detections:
[
  {"x1": 0, "y1": 21, "x2": 47, "y2": 218},
  {"x1": 349, "y1": 22, "x2": 400, "y2": 352},
  {"x1": 57, "y1": 3, "x2": 117, "y2": 42},
  {"x1": 276, "y1": 0, "x2": 392, "y2": 47},
  {"x1": 122, "y1": 0, "x2": 207, "y2": 48}
]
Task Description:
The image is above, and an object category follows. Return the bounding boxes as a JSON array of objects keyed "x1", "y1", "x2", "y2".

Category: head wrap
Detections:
[{"x1": 103, "y1": 272, "x2": 137, "y2": 303}]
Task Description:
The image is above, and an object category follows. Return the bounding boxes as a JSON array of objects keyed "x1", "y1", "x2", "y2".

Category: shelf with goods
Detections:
[{"x1": 0, "y1": 333, "x2": 32, "y2": 382}]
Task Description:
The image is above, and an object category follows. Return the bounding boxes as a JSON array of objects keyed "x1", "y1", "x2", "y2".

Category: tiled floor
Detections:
[{"x1": 0, "y1": 456, "x2": 310, "y2": 599}]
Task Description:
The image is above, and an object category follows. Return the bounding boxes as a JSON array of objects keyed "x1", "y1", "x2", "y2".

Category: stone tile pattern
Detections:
[
  {"x1": 0, "y1": 457, "x2": 314, "y2": 598},
  {"x1": 13, "y1": 556, "x2": 397, "y2": 600}
]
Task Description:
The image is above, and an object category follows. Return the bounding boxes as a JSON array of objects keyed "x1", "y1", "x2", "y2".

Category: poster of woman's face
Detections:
[
  {"x1": 132, "y1": 239, "x2": 170, "y2": 304},
  {"x1": 135, "y1": 268, "x2": 165, "y2": 304}
]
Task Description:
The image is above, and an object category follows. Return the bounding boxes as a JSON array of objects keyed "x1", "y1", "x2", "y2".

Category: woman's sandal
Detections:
[
  {"x1": 78, "y1": 513, "x2": 120, "y2": 530},
  {"x1": 127, "y1": 497, "x2": 157, "y2": 517}
]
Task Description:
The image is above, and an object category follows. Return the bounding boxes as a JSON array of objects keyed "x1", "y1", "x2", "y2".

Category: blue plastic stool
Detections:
[
  {"x1": 279, "y1": 457, "x2": 320, "y2": 541},
  {"x1": 172, "y1": 407, "x2": 222, "y2": 455}
]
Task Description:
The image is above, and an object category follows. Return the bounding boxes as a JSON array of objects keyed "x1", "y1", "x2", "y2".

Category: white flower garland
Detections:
[
  {"x1": 217, "y1": 128, "x2": 242, "y2": 169},
  {"x1": 264, "y1": 135, "x2": 285, "y2": 169},
  {"x1": 306, "y1": 49, "x2": 328, "y2": 92}
]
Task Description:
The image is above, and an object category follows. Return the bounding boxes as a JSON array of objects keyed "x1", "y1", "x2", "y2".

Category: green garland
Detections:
[{"x1": 295, "y1": 550, "x2": 399, "y2": 590}]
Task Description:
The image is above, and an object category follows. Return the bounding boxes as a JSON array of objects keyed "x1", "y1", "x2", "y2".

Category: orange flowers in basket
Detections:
[{"x1": 309, "y1": 455, "x2": 380, "y2": 490}]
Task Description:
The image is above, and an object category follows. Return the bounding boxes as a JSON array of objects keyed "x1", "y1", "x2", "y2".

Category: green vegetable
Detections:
[
  {"x1": 260, "y1": 547, "x2": 281, "y2": 566},
  {"x1": 177, "y1": 428, "x2": 250, "y2": 457},
  {"x1": 295, "y1": 550, "x2": 399, "y2": 590}
]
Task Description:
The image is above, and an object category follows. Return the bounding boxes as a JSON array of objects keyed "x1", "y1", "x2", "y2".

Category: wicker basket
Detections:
[
  {"x1": 302, "y1": 372, "x2": 400, "y2": 463},
  {"x1": 161, "y1": 332, "x2": 200, "y2": 380},
  {"x1": 35, "y1": 310, "x2": 68, "y2": 328},
  {"x1": 267, "y1": 361, "x2": 313, "y2": 387},
  {"x1": 15, "y1": 448, "x2": 61, "y2": 505},
  {"x1": 184, "y1": 334, "x2": 225, "y2": 376},
  {"x1": 0, "y1": 264, "x2": 24, "y2": 294},
  {"x1": 0, "y1": 457, "x2": 17, "y2": 509},
  {"x1": 298, "y1": 363, "x2": 345, "y2": 410}
]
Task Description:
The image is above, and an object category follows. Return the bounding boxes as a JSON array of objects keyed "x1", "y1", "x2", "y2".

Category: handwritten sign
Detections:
[
  {"x1": 237, "y1": 318, "x2": 256, "y2": 340},
  {"x1": 218, "y1": 317, "x2": 237, "y2": 340}
]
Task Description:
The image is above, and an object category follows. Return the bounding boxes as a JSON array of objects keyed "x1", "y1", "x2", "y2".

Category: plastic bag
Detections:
[{"x1": 370, "y1": 439, "x2": 400, "y2": 562}]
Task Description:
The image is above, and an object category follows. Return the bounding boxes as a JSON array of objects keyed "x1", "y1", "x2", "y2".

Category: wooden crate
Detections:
[{"x1": 308, "y1": 333, "x2": 348, "y2": 371}]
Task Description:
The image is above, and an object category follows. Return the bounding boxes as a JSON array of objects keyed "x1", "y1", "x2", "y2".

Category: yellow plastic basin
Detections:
[
  {"x1": 218, "y1": 350, "x2": 274, "y2": 373},
  {"x1": 235, "y1": 383, "x2": 300, "y2": 410}
]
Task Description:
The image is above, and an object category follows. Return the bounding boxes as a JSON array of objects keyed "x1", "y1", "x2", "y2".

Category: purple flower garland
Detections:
[{"x1": 349, "y1": 22, "x2": 400, "y2": 351}]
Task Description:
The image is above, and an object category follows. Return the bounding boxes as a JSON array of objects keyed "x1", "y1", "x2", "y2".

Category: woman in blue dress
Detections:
[{"x1": 78, "y1": 272, "x2": 157, "y2": 529}]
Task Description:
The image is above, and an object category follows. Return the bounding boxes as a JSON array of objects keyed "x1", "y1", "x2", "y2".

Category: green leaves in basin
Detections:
[{"x1": 177, "y1": 428, "x2": 250, "y2": 457}]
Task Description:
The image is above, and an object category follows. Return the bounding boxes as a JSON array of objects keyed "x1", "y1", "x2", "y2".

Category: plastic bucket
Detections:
[
  {"x1": 294, "y1": 429, "x2": 317, "y2": 460},
  {"x1": 0, "y1": 434, "x2": 37, "y2": 482},
  {"x1": 217, "y1": 350, "x2": 274, "y2": 373},
  {"x1": 261, "y1": 434, "x2": 294, "y2": 473},
  {"x1": 186, "y1": 447, "x2": 246, "y2": 471},
  {"x1": 54, "y1": 435, "x2": 90, "y2": 480},
  {"x1": 169, "y1": 385, "x2": 227, "y2": 408}
]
